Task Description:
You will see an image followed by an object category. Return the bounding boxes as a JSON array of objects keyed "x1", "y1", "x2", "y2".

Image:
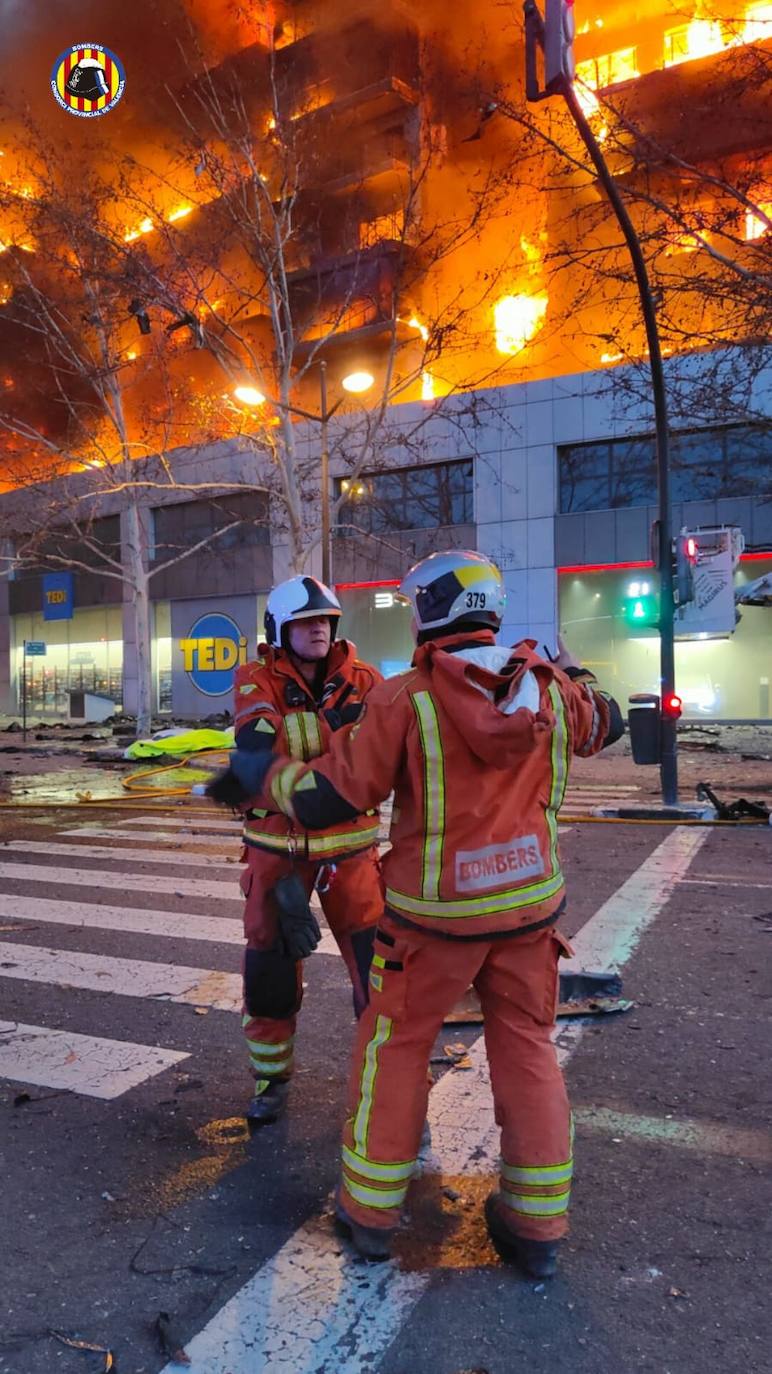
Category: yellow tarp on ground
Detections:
[{"x1": 125, "y1": 728, "x2": 235, "y2": 759}]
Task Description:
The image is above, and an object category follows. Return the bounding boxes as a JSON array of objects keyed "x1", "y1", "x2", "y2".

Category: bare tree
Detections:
[
  {"x1": 494, "y1": 1, "x2": 772, "y2": 437},
  {"x1": 0, "y1": 10, "x2": 545, "y2": 724}
]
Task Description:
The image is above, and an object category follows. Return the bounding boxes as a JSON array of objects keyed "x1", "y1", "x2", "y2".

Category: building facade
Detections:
[{"x1": 1, "y1": 0, "x2": 771, "y2": 721}]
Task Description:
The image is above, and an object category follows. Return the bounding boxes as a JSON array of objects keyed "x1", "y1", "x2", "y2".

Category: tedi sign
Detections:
[{"x1": 179, "y1": 613, "x2": 248, "y2": 697}]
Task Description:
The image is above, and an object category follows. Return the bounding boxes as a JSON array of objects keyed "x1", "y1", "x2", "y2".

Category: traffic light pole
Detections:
[
  {"x1": 522, "y1": 0, "x2": 678, "y2": 804},
  {"x1": 559, "y1": 85, "x2": 678, "y2": 805}
]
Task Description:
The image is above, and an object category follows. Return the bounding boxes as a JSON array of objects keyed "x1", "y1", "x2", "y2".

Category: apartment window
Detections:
[
  {"x1": 575, "y1": 46, "x2": 638, "y2": 90},
  {"x1": 335, "y1": 459, "x2": 473, "y2": 535},
  {"x1": 745, "y1": 200, "x2": 772, "y2": 240},
  {"x1": 151, "y1": 493, "x2": 269, "y2": 560},
  {"x1": 559, "y1": 424, "x2": 772, "y2": 513},
  {"x1": 744, "y1": 3, "x2": 772, "y2": 43},
  {"x1": 663, "y1": 20, "x2": 725, "y2": 67},
  {"x1": 13, "y1": 515, "x2": 121, "y2": 579}
]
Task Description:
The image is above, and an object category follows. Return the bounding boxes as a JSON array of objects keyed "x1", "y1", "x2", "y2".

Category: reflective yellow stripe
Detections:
[
  {"x1": 303, "y1": 712, "x2": 324, "y2": 758},
  {"x1": 412, "y1": 691, "x2": 445, "y2": 900},
  {"x1": 385, "y1": 872, "x2": 565, "y2": 920},
  {"x1": 242, "y1": 1033, "x2": 294, "y2": 1056},
  {"x1": 370, "y1": 971, "x2": 383, "y2": 992},
  {"x1": 284, "y1": 714, "x2": 305, "y2": 760},
  {"x1": 269, "y1": 762, "x2": 305, "y2": 815},
  {"x1": 501, "y1": 1159, "x2": 573, "y2": 1186},
  {"x1": 372, "y1": 954, "x2": 386, "y2": 969},
  {"x1": 341, "y1": 1144, "x2": 415, "y2": 1184},
  {"x1": 341, "y1": 1173, "x2": 408, "y2": 1210},
  {"x1": 545, "y1": 684, "x2": 569, "y2": 874},
  {"x1": 249, "y1": 1052, "x2": 293, "y2": 1074},
  {"x1": 243, "y1": 822, "x2": 379, "y2": 855},
  {"x1": 500, "y1": 1189, "x2": 570, "y2": 1217},
  {"x1": 353, "y1": 1013, "x2": 392, "y2": 1155}
]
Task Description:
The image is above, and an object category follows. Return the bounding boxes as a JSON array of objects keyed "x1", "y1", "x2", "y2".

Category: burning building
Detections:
[{"x1": 0, "y1": 0, "x2": 770, "y2": 724}]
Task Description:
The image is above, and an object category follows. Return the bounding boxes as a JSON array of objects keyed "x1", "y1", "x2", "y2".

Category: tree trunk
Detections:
[{"x1": 123, "y1": 503, "x2": 153, "y2": 738}]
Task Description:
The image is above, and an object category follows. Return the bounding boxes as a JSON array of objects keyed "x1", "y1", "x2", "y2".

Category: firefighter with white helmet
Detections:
[
  {"x1": 227, "y1": 575, "x2": 384, "y2": 1126},
  {"x1": 210, "y1": 549, "x2": 623, "y2": 1270}
]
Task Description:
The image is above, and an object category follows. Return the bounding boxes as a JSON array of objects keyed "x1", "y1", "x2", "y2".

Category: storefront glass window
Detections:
[
  {"x1": 559, "y1": 559, "x2": 772, "y2": 720},
  {"x1": 12, "y1": 606, "x2": 124, "y2": 717},
  {"x1": 337, "y1": 586, "x2": 414, "y2": 677}
]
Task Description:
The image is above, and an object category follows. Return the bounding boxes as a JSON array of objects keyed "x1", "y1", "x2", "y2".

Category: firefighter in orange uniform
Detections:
[
  {"x1": 212, "y1": 552, "x2": 624, "y2": 1275},
  {"x1": 231, "y1": 575, "x2": 383, "y2": 1126}
]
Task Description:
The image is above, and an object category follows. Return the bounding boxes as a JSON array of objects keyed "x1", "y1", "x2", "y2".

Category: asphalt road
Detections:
[{"x1": 0, "y1": 793, "x2": 769, "y2": 1374}]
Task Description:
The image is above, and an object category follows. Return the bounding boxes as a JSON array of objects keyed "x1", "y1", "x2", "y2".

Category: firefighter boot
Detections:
[
  {"x1": 245, "y1": 1078, "x2": 290, "y2": 1127},
  {"x1": 484, "y1": 1194, "x2": 559, "y2": 1279},
  {"x1": 334, "y1": 1192, "x2": 396, "y2": 1261}
]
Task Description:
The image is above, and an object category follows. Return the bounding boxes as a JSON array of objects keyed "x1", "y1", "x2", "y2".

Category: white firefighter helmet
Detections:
[
  {"x1": 65, "y1": 58, "x2": 110, "y2": 101},
  {"x1": 397, "y1": 550, "x2": 506, "y2": 634},
  {"x1": 264, "y1": 575, "x2": 342, "y2": 649}
]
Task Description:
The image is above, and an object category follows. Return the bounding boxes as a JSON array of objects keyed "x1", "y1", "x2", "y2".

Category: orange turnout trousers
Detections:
[
  {"x1": 340, "y1": 912, "x2": 574, "y2": 1243},
  {"x1": 240, "y1": 846, "x2": 383, "y2": 1083}
]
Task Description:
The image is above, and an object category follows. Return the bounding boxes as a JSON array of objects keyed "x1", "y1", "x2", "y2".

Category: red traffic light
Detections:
[
  {"x1": 662, "y1": 693, "x2": 683, "y2": 719},
  {"x1": 686, "y1": 536, "x2": 697, "y2": 559}
]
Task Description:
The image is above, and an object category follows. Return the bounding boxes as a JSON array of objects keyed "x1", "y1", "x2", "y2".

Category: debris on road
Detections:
[
  {"x1": 155, "y1": 1311, "x2": 191, "y2": 1366},
  {"x1": 49, "y1": 1329, "x2": 117, "y2": 1369}
]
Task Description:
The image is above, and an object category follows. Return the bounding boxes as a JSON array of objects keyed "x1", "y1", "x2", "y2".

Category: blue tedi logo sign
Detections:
[
  {"x1": 179, "y1": 613, "x2": 248, "y2": 697},
  {"x1": 51, "y1": 44, "x2": 125, "y2": 118}
]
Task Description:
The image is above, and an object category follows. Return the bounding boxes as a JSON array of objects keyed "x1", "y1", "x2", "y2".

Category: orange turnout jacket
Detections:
[
  {"x1": 257, "y1": 631, "x2": 621, "y2": 937},
  {"x1": 234, "y1": 639, "x2": 382, "y2": 861}
]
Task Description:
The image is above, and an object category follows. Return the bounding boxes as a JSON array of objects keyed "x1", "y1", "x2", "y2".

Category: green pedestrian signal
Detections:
[{"x1": 621, "y1": 579, "x2": 658, "y2": 629}]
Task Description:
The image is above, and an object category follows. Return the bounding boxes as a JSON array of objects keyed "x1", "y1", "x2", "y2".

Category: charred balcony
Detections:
[
  {"x1": 285, "y1": 239, "x2": 417, "y2": 362},
  {"x1": 607, "y1": 38, "x2": 772, "y2": 163}
]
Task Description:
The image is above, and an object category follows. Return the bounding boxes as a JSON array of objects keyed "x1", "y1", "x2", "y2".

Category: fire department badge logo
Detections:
[{"x1": 51, "y1": 44, "x2": 125, "y2": 118}]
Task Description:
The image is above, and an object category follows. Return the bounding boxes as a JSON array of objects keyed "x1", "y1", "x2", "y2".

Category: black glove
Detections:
[
  {"x1": 206, "y1": 750, "x2": 277, "y2": 807},
  {"x1": 323, "y1": 702, "x2": 364, "y2": 732},
  {"x1": 205, "y1": 766, "x2": 249, "y2": 806},
  {"x1": 273, "y1": 871, "x2": 322, "y2": 959}
]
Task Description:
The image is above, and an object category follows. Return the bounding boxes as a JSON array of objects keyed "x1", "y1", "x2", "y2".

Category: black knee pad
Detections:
[
  {"x1": 244, "y1": 947, "x2": 302, "y2": 1019},
  {"x1": 350, "y1": 926, "x2": 376, "y2": 988}
]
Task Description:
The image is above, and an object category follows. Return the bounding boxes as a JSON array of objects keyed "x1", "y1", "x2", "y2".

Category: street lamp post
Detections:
[
  {"x1": 319, "y1": 360, "x2": 331, "y2": 585},
  {"x1": 233, "y1": 364, "x2": 374, "y2": 588}
]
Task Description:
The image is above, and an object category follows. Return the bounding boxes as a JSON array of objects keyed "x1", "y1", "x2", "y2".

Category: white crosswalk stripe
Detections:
[
  {"x1": 1, "y1": 840, "x2": 240, "y2": 869},
  {"x1": 110, "y1": 814, "x2": 241, "y2": 831},
  {"x1": 0, "y1": 860, "x2": 239, "y2": 899},
  {"x1": 62, "y1": 826, "x2": 240, "y2": 847},
  {"x1": 0, "y1": 823, "x2": 343, "y2": 1100},
  {"x1": 0, "y1": 940, "x2": 242, "y2": 1010},
  {"x1": 0, "y1": 891, "x2": 340, "y2": 957}
]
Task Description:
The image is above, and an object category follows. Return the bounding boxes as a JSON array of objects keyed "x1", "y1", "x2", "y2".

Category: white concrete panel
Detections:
[
  {"x1": 526, "y1": 516, "x2": 555, "y2": 570},
  {"x1": 552, "y1": 394, "x2": 584, "y2": 444},
  {"x1": 527, "y1": 567, "x2": 558, "y2": 627},
  {"x1": 499, "y1": 449, "x2": 528, "y2": 521},
  {"x1": 473, "y1": 450, "x2": 501, "y2": 525},
  {"x1": 526, "y1": 444, "x2": 557, "y2": 518},
  {"x1": 525, "y1": 399, "x2": 554, "y2": 447}
]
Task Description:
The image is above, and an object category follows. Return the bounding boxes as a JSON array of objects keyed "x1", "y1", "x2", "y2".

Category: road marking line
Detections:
[
  {"x1": 0, "y1": 940, "x2": 242, "y2": 1010},
  {"x1": 161, "y1": 825, "x2": 709, "y2": 1374},
  {"x1": 62, "y1": 827, "x2": 239, "y2": 848},
  {"x1": 573, "y1": 1107, "x2": 772, "y2": 1165},
  {"x1": 0, "y1": 861, "x2": 239, "y2": 900},
  {"x1": 0, "y1": 893, "x2": 340, "y2": 958},
  {"x1": 1, "y1": 841, "x2": 239, "y2": 870},
  {"x1": 682, "y1": 876, "x2": 772, "y2": 890},
  {"x1": 0, "y1": 1021, "x2": 188, "y2": 1098},
  {"x1": 108, "y1": 815, "x2": 241, "y2": 831}
]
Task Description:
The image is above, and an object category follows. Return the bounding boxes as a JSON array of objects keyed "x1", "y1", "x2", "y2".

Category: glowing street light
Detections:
[
  {"x1": 233, "y1": 384, "x2": 266, "y2": 406},
  {"x1": 341, "y1": 370, "x2": 374, "y2": 394}
]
